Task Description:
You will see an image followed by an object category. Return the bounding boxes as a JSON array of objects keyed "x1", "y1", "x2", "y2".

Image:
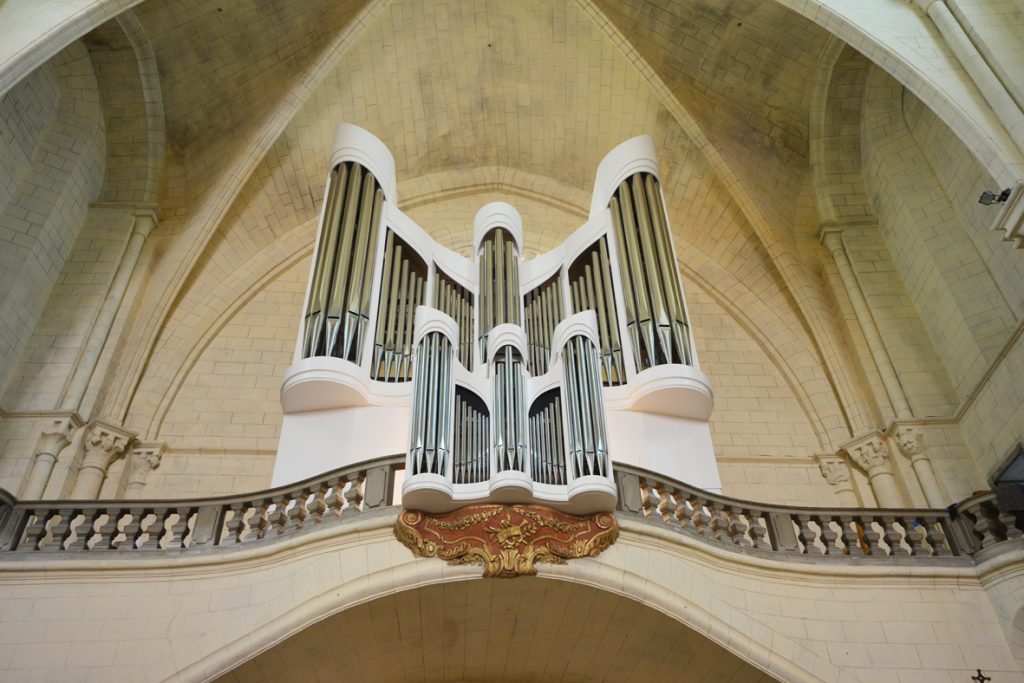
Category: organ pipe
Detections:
[
  {"x1": 569, "y1": 239, "x2": 625, "y2": 386},
  {"x1": 372, "y1": 231, "x2": 427, "y2": 382},
  {"x1": 452, "y1": 387, "x2": 489, "y2": 484},
  {"x1": 529, "y1": 389, "x2": 565, "y2": 485},
  {"x1": 492, "y1": 345, "x2": 526, "y2": 473},
  {"x1": 434, "y1": 270, "x2": 474, "y2": 370},
  {"x1": 610, "y1": 172, "x2": 692, "y2": 370},
  {"x1": 524, "y1": 275, "x2": 563, "y2": 376},
  {"x1": 561, "y1": 335, "x2": 610, "y2": 479},
  {"x1": 477, "y1": 228, "x2": 521, "y2": 362},
  {"x1": 302, "y1": 161, "x2": 384, "y2": 362},
  {"x1": 408, "y1": 331, "x2": 453, "y2": 477}
]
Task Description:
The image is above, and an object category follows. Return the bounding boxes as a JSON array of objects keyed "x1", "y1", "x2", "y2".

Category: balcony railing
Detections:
[{"x1": 0, "y1": 455, "x2": 1020, "y2": 563}]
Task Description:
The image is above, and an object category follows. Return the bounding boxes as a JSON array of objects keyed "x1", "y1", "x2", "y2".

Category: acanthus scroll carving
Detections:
[{"x1": 395, "y1": 504, "x2": 619, "y2": 577}]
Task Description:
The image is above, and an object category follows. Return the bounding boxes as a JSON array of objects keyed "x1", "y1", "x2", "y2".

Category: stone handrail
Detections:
[
  {"x1": 0, "y1": 456, "x2": 1020, "y2": 563},
  {"x1": 0, "y1": 456, "x2": 403, "y2": 554},
  {"x1": 614, "y1": 465, "x2": 1023, "y2": 563}
]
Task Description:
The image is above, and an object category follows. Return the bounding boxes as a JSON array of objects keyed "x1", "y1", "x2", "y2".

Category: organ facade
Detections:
[{"x1": 275, "y1": 124, "x2": 720, "y2": 512}]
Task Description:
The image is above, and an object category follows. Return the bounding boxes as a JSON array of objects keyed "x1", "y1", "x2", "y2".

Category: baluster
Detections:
[
  {"x1": 344, "y1": 473, "x2": 365, "y2": 512},
  {"x1": 900, "y1": 516, "x2": 926, "y2": 556},
  {"x1": 727, "y1": 507, "x2": 750, "y2": 546},
  {"x1": 689, "y1": 497, "x2": 711, "y2": 537},
  {"x1": 140, "y1": 508, "x2": 169, "y2": 550},
  {"x1": 118, "y1": 508, "x2": 147, "y2": 551},
  {"x1": 748, "y1": 513, "x2": 770, "y2": 550},
  {"x1": 324, "y1": 478, "x2": 345, "y2": 517},
  {"x1": 972, "y1": 502, "x2": 1006, "y2": 548},
  {"x1": 168, "y1": 507, "x2": 193, "y2": 549},
  {"x1": 224, "y1": 503, "x2": 246, "y2": 545},
  {"x1": 816, "y1": 515, "x2": 840, "y2": 555},
  {"x1": 22, "y1": 509, "x2": 53, "y2": 550},
  {"x1": 858, "y1": 516, "x2": 883, "y2": 556},
  {"x1": 40, "y1": 508, "x2": 77, "y2": 553},
  {"x1": 287, "y1": 489, "x2": 311, "y2": 530},
  {"x1": 75, "y1": 509, "x2": 104, "y2": 550},
  {"x1": 308, "y1": 484, "x2": 328, "y2": 524},
  {"x1": 880, "y1": 515, "x2": 907, "y2": 556},
  {"x1": 267, "y1": 496, "x2": 289, "y2": 536},
  {"x1": 920, "y1": 519, "x2": 951, "y2": 557},
  {"x1": 673, "y1": 493, "x2": 690, "y2": 531},
  {"x1": 707, "y1": 502, "x2": 728, "y2": 542},
  {"x1": 657, "y1": 485, "x2": 676, "y2": 523},
  {"x1": 639, "y1": 480, "x2": 657, "y2": 518},
  {"x1": 999, "y1": 509, "x2": 1023, "y2": 540},
  {"x1": 838, "y1": 515, "x2": 863, "y2": 556},
  {"x1": 796, "y1": 514, "x2": 821, "y2": 555},
  {"x1": 94, "y1": 507, "x2": 122, "y2": 550}
]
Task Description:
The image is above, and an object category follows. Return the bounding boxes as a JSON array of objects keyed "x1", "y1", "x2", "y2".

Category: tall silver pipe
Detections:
[
  {"x1": 303, "y1": 164, "x2": 345, "y2": 358},
  {"x1": 355, "y1": 188, "x2": 384, "y2": 362},
  {"x1": 325, "y1": 164, "x2": 363, "y2": 356}
]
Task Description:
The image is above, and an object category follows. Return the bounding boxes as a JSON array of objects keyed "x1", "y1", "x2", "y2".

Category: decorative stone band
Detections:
[
  {"x1": 393, "y1": 503, "x2": 619, "y2": 577},
  {"x1": 0, "y1": 456, "x2": 1020, "y2": 563}
]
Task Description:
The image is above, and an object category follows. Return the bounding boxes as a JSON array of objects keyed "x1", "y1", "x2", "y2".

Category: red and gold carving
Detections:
[{"x1": 394, "y1": 504, "x2": 619, "y2": 577}]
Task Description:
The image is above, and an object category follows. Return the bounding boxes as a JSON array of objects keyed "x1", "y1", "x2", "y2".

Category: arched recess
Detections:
[
  {"x1": 213, "y1": 579, "x2": 782, "y2": 682},
  {"x1": 82, "y1": 10, "x2": 165, "y2": 205},
  {"x1": 92, "y1": 0, "x2": 1019, "y2": 443}
]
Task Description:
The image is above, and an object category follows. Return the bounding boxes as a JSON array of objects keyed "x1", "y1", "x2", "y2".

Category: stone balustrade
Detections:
[
  {"x1": 0, "y1": 456, "x2": 1020, "y2": 564},
  {"x1": 0, "y1": 457, "x2": 402, "y2": 553},
  {"x1": 615, "y1": 464, "x2": 1023, "y2": 563}
]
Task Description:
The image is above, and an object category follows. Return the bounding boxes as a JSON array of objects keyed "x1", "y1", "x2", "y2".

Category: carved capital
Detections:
[
  {"x1": 35, "y1": 419, "x2": 76, "y2": 458},
  {"x1": 815, "y1": 454, "x2": 850, "y2": 486},
  {"x1": 893, "y1": 426, "x2": 927, "y2": 461},
  {"x1": 127, "y1": 443, "x2": 164, "y2": 484},
  {"x1": 82, "y1": 422, "x2": 133, "y2": 471},
  {"x1": 844, "y1": 434, "x2": 891, "y2": 475}
]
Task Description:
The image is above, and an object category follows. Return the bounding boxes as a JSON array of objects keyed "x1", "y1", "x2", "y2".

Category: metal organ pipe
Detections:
[
  {"x1": 561, "y1": 335, "x2": 610, "y2": 480},
  {"x1": 302, "y1": 162, "x2": 384, "y2": 362},
  {"x1": 568, "y1": 238, "x2": 624, "y2": 386},
  {"x1": 610, "y1": 172, "x2": 692, "y2": 370},
  {"x1": 371, "y1": 233, "x2": 426, "y2": 382},
  {"x1": 408, "y1": 331, "x2": 454, "y2": 477},
  {"x1": 477, "y1": 228, "x2": 520, "y2": 362},
  {"x1": 492, "y1": 345, "x2": 526, "y2": 473}
]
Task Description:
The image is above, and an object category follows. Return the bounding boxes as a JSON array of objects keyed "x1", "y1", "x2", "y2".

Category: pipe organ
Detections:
[{"x1": 276, "y1": 124, "x2": 721, "y2": 513}]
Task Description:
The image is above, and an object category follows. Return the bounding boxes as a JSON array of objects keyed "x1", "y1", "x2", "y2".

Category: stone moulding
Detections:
[{"x1": 393, "y1": 503, "x2": 619, "y2": 577}]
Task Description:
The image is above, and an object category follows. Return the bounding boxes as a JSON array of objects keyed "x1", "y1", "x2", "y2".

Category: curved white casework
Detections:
[
  {"x1": 472, "y1": 201, "x2": 524, "y2": 252},
  {"x1": 329, "y1": 123, "x2": 398, "y2": 204},
  {"x1": 276, "y1": 124, "x2": 721, "y2": 497},
  {"x1": 589, "y1": 134, "x2": 660, "y2": 218}
]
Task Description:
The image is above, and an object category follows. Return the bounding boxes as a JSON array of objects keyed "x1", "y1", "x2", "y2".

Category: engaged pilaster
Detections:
[
  {"x1": 892, "y1": 425, "x2": 946, "y2": 508},
  {"x1": 71, "y1": 422, "x2": 134, "y2": 499},
  {"x1": 20, "y1": 418, "x2": 77, "y2": 499},
  {"x1": 125, "y1": 443, "x2": 165, "y2": 498},
  {"x1": 814, "y1": 454, "x2": 858, "y2": 507},
  {"x1": 844, "y1": 433, "x2": 904, "y2": 507},
  {"x1": 819, "y1": 226, "x2": 912, "y2": 421}
]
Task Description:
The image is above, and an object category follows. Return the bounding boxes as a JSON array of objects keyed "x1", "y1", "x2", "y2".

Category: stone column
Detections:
[
  {"x1": 815, "y1": 454, "x2": 858, "y2": 507},
  {"x1": 845, "y1": 434, "x2": 904, "y2": 508},
  {"x1": 893, "y1": 425, "x2": 946, "y2": 508},
  {"x1": 61, "y1": 207, "x2": 158, "y2": 412},
  {"x1": 820, "y1": 227, "x2": 913, "y2": 421},
  {"x1": 19, "y1": 418, "x2": 77, "y2": 499},
  {"x1": 914, "y1": 0, "x2": 1024, "y2": 154},
  {"x1": 125, "y1": 443, "x2": 164, "y2": 498},
  {"x1": 70, "y1": 422, "x2": 133, "y2": 499}
]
